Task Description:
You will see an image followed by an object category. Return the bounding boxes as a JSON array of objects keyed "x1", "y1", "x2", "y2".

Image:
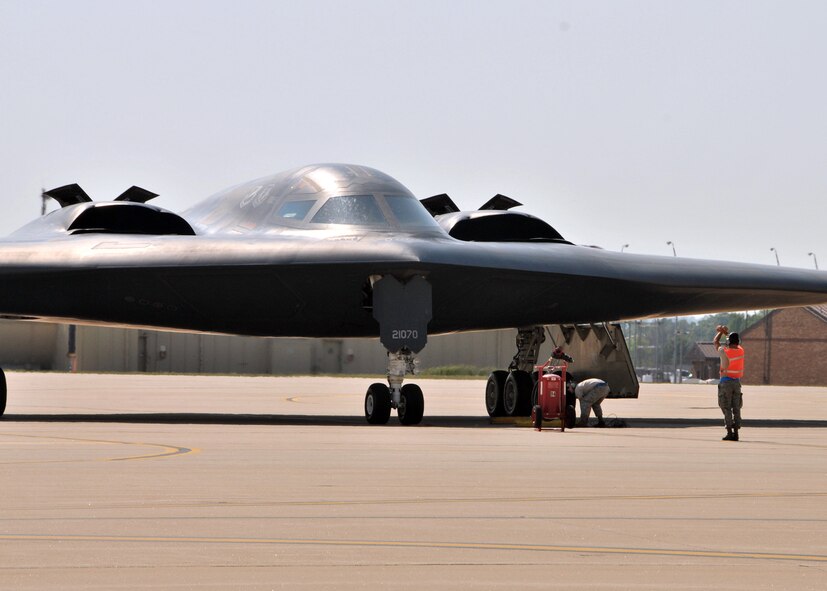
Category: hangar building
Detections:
[{"x1": 0, "y1": 320, "x2": 517, "y2": 375}]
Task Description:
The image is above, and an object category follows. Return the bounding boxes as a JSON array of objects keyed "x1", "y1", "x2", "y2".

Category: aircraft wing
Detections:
[
  {"x1": 0, "y1": 230, "x2": 825, "y2": 337},
  {"x1": 2, "y1": 163, "x2": 826, "y2": 338}
]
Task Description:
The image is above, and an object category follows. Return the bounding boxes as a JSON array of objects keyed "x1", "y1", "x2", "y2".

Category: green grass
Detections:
[{"x1": 420, "y1": 365, "x2": 495, "y2": 377}]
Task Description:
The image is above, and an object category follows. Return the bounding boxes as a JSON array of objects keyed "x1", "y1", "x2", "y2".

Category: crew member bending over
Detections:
[{"x1": 574, "y1": 378, "x2": 610, "y2": 427}]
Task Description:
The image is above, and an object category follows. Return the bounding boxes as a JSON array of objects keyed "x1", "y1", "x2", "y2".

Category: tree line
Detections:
[{"x1": 621, "y1": 311, "x2": 767, "y2": 376}]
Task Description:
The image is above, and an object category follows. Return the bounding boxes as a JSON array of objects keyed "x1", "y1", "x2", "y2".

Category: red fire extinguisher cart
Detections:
[{"x1": 531, "y1": 360, "x2": 576, "y2": 431}]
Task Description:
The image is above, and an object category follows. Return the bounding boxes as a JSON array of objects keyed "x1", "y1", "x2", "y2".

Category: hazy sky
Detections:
[{"x1": 1, "y1": 0, "x2": 825, "y2": 267}]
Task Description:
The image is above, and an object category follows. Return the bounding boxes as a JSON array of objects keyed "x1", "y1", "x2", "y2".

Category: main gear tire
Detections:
[
  {"x1": 503, "y1": 370, "x2": 533, "y2": 416},
  {"x1": 485, "y1": 370, "x2": 507, "y2": 417}
]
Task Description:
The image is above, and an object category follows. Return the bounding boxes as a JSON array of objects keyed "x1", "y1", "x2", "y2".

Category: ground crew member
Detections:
[
  {"x1": 574, "y1": 378, "x2": 610, "y2": 427},
  {"x1": 714, "y1": 325, "x2": 745, "y2": 441}
]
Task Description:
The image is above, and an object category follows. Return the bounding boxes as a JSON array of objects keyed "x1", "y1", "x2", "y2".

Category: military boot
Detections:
[
  {"x1": 732, "y1": 428, "x2": 739, "y2": 441},
  {"x1": 722, "y1": 429, "x2": 734, "y2": 441}
]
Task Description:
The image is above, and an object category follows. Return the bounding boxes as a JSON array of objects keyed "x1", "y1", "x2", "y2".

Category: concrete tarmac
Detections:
[{"x1": 1, "y1": 372, "x2": 826, "y2": 590}]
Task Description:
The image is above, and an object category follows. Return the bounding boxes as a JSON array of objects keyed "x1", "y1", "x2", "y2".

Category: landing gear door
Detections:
[
  {"x1": 371, "y1": 275, "x2": 432, "y2": 354},
  {"x1": 549, "y1": 323, "x2": 639, "y2": 398}
]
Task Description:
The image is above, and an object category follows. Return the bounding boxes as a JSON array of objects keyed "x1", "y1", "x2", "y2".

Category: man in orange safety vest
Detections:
[{"x1": 714, "y1": 325, "x2": 745, "y2": 441}]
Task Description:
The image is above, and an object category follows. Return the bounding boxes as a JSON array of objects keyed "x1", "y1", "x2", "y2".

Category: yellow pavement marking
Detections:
[
  {"x1": 0, "y1": 533, "x2": 824, "y2": 562},
  {"x1": 0, "y1": 432, "x2": 197, "y2": 463}
]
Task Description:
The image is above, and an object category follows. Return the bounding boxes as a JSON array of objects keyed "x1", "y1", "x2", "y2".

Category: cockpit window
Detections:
[
  {"x1": 277, "y1": 200, "x2": 315, "y2": 220},
  {"x1": 385, "y1": 194, "x2": 440, "y2": 227},
  {"x1": 311, "y1": 195, "x2": 388, "y2": 225}
]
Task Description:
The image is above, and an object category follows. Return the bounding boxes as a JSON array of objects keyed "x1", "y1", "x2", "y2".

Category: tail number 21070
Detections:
[{"x1": 392, "y1": 329, "x2": 419, "y2": 340}]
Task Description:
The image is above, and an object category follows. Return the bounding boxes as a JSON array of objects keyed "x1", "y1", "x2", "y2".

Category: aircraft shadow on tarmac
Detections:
[
  {"x1": 615, "y1": 418, "x2": 827, "y2": 429},
  {"x1": 2, "y1": 414, "x2": 827, "y2": 429},
  {"x1": 0, "y1": 413, "x2": 489, "y2": 428}
]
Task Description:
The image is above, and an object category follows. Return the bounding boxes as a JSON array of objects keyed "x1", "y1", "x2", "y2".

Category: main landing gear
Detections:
[
  {"x1": 485, "y1": 326, "x2": 576, "y2": 425},
  {"x1": 364, "y1": 349, "x2": 424, "y2": 425},
  {"x1": 486, "y1": 326, "x2": 544, "y2": 418}
]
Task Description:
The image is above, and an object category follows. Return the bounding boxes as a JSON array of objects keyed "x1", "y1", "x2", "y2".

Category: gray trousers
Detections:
[
  {"x1": 718, "y1": 379, "x2": 743, "y2": 430},
  {"x1": 578, "y1": 384, "x2": 610, "y2": 424}
]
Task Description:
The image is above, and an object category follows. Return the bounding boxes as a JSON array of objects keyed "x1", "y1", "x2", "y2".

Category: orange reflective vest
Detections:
[{"x1": 721, "y1": 345, "x2": 745, "y2": 378}]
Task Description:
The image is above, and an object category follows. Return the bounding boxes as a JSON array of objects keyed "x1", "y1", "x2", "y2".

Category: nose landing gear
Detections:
[
  {"x1": 364, "y1": 348, "x2": 424, "y2": 425},
  {"x1": 363, "y1": 274, "x2": 432, "y2": 426}
]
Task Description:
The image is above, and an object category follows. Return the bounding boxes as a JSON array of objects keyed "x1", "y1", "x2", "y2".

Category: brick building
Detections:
[
  {"x1": 687, "y1": 342, "x2": 721, "y2": 381},
  {"x1": 740, "y1": 305, "x2": 827, "y2": 386}
]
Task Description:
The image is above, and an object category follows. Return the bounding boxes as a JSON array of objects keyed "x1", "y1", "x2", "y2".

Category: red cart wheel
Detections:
[{"x1": 532, "y1": 405, "x2": 543, "y2": 430}]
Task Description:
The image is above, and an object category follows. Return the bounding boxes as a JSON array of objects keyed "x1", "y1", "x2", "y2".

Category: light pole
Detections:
[
  {"x1": 621, "y1": 244, "x2": 629, "y2": 252},
  {"x1": 655, "y1": 318, "x2": 662, "y2": 381},
  {"x1": 808, "y1": 252, "x2": 819, "y2": 270},
  {"x1": 667, "y1": 241, "x2": 679, "y2": 382},
  {"x1": 675, "y1": 328, "x2": 685, "y2": 384},
  {"x1": 634, "y1": 320, "x2": 641, "y2": 367},
  {"x1": 770, "y1": 247, "x2": 780, "y2": 266}
]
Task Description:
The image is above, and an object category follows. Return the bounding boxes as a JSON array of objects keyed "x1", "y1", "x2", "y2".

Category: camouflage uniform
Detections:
[{"x1": 717, "y1": 378, "x2": 742, "y2": 430}]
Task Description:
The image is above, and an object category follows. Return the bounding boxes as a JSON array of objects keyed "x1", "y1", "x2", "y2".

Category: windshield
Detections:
[{"x1": 311, "y1": 195, "x2": 388, "y2": 226}]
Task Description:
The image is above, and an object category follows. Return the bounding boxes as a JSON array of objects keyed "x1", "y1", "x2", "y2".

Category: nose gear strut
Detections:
[
  {"x1": 363, "y1": 275, "x2": 431, "y2": 425},
  {"x1": 387, "y1": 349, "x2": 420, "y2": 408},
  {"x1": 364, "y1": 348, "x2": 425, "y2": 425}
]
